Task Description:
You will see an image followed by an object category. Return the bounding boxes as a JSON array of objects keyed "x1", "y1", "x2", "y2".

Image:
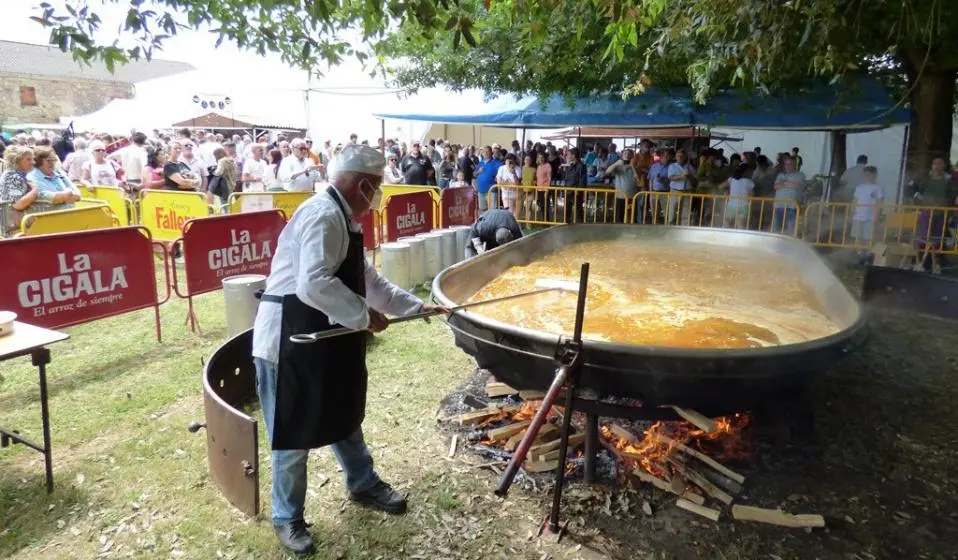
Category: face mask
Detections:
[{"x1": 359, "y1": 178, "x2": 383, "y2": 208}]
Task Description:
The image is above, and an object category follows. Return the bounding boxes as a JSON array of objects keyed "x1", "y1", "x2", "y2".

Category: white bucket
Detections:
[
  {"x1": 435, "y1": 228, "x2": 458, "y2": 270},
  {"x1": 380, "y1": 242, "x2": 412, "y2": 290},
  {"x1": 397, "y1": 236, "x2": 426, "y2": 288},
  {"x1": 416, "y1": 232, "x2": 444, "y2": 281},
  {"x1": 222, "y1": 274, "x2": 267, "y2": 338},
  {"x1": 451, "y1": 225, "x2": 472, "y2": 262}
]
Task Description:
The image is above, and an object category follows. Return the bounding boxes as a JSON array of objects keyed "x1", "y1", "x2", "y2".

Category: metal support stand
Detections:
[
  {"x1": 584, "y1": 413, "x2": 599, "y2": 484},
  {"x1": 492, "y1": 263, "x2": 591, "y2": 543}
]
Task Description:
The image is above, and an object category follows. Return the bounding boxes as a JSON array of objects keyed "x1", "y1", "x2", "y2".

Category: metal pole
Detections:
[
  {"x1": 897, "y1": 124, "x2": 911, "y2": 205},
  {"x1": 584, "y1": 413, "x2": 598, "y2": 483},
  {"x1": 547, "y1": 263, "x2": 590, "y2": 533},
  {"x1": 381, "y1": 119, "x2": 387, "y2": 154}
]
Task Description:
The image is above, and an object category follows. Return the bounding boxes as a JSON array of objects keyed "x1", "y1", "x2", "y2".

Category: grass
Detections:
[{"x1": 0, "y1": 281, "x2": 577, "y2": 560}]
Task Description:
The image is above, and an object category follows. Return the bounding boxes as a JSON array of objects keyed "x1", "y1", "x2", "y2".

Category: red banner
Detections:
[
  {"x1": 441, "y1": 187, "x2": 477, "y2": 227},
  {"x1": 181, "y1": 210, "x2": 286, "y2": 296},
  {"x1": 385, "y1": 191, "x2": 435, "y2": 242},
  {"x1": 355, "y1": 209, "x2": 379, "y2": 251},
  {"x1": 0, "y1": 227, "x2": 159, "y2": 330}
]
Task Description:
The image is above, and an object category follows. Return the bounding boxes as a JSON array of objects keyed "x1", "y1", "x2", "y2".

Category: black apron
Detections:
[{"x1": 269, "y1": 187, "x2": 368, "y2": 450}]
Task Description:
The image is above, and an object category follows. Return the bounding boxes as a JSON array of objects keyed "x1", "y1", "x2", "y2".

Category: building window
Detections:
[{"x1": 20, "y1": 86, "x2": 37, "y2": 107}]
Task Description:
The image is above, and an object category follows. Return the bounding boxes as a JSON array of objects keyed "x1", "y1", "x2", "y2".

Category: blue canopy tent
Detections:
[
  {"x1": 374, "y1": 79, "x2": 910, "y2": 131},
  {"x1": 375, "y1": 79, "x2": 912, "y2": 200}
]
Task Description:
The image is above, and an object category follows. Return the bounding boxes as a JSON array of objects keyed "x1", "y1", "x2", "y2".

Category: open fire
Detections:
[
  {"x1": 599, "y1": 413, "x2": 752, "y2": 478},
  {"x1": 443, "y1": 376, "x2": 825, "y2": 527}
]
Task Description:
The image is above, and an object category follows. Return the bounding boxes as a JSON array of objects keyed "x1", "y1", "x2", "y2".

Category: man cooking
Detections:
[
  {"x1": 252, "y1": 144, "x2": 444, "y2": 555},
  {"x1": 464, "y1": 208, "x2": 524, "y2": 258}
]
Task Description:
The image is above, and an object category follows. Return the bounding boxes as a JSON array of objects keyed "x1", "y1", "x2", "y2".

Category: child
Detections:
[
  {"x1": 449, "y1": 170, "x2": 469, "y2": 189},
  {"x1": 851, "y1": 166, "x2": 884, "y2": 251},
  {"x1": 520, "y1": 154, "x2": 536, "y2": 219}
]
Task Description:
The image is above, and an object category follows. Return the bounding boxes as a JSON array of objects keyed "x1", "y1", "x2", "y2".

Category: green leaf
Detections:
[
  {"x1": 453, "y1": 29, "x2": 461, "y2": 49},
  {"x1": 462, "y1": 27, "x2": 476, "y2": 47}
]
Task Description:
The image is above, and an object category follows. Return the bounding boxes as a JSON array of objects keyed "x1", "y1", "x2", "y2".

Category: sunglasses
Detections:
[{"x1": 93, "y1": 149, "x2": 105, "y2": 153}]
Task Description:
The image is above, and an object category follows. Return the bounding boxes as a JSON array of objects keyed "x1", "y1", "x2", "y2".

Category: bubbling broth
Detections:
[{"x1": 467, "y1": 239, "x2": 839, "y2": 349}]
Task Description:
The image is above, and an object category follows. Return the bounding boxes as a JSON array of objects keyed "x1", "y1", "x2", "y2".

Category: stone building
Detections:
[{"x1": 0, "y1": 40, "x2": 192, "y2": 125}]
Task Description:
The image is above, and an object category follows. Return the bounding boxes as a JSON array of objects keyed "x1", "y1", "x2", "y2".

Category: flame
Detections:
[{"x1": 600, "y1": 413, "x2": 751, "y2": 477}]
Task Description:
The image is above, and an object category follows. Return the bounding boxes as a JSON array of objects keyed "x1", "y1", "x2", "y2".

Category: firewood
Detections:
[
  {"x1": 653, "y1": 433, "x2": 746, "y2": 484},
  {"x1": 505, "y1": 423, "x2": 559, "y2": 451},
  {"x1": 518, "y1": 390, "x2": 546, "y2": 401},
  {"x1": 731, "y1": 505, "x2": 825, "y2": 528},
  {"x1": 446, "y1": 405, "x2": 517, "y2": 425},
  {"x1": 523, "y1": 459, "x2": 559, "y2": 473},
  {"x1": 667, "y1": 405, "x2": 718, "y2": 433},
  {"x1": 486, "y1": 381, "x2": 519, "y2": 398},
  {"x1": 536, "y1": 437, "x2": 584, "y2": 462},
  {"x1": 676, "y1": 498, "x2": 721, "y2": 522},
  {"x1": 608, "y1": 424, "x2": 641, "y2": 445},
  {"x1": 486, "y1": 420, "x2": 532, "y2": 441},
  {"x1": 668, "y1": 457, "x2": 733, "y2": 505},
  {"x1": 447, "y1": 434, "x2": 458, "y2": 458},
  {"x1": 632, "y1": 470, "x2": 706, "y2": 506},
  {"x1": 528, "y1": 433, "x2": 585, "y2": 458}
]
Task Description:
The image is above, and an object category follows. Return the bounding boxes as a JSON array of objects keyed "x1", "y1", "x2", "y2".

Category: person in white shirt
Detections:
[
  {"x1": 666, "y1": 149, "x2": 695, "y2": 225},
  {"x1": 109, "y1": 132, "x2": 148, "y2": 187},
  {"x1": 718, "y1": 163, "x2": 754, "y2": 229},
  {"x1": 252, "y1": 144, "x2": 444, "y2": 555},
  {"x1": 62, "y1": 138, "x2": 90, "y2": 181},
  {"x1": 495, "y1": 155, "x2": 522, "y2": 213},
  {"x1": 279, "y1": 139, "x2": 324, "y2": 192},
  {"x1": 242, "y1": 144, "x2": 268, "y2": 192},
  {"x1": 851, "y1": 166, "x2": 884, "y2": 247},
  {"x1": 381, "y1": 153, "x2": 402, "y2": 184},
  {"x1": 179, "y1": 142, "x2": 208, "y2": 191},
  {"x1": 196, "y1": 132, "x2": 223, "y2": 170},
  {"x1": 80, "y1": 140, "x2": 124, "y2": 187}
]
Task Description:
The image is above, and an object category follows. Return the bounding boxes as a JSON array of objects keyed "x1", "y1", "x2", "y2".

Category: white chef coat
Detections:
[
  {"x1": 252, "y1": 187, "x2": 423, "y2": 364},
  {"x1": 279, "y1": 155, "x2": 320, "y2": 192}
]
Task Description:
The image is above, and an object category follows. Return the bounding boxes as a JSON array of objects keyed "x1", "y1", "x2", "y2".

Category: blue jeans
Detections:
[
  {"x1": 771, "y1": 207, "x2": 797, "y2": 235},
  {"x1": 254, "y1": 358, "x2": 378, "y2": 525}
]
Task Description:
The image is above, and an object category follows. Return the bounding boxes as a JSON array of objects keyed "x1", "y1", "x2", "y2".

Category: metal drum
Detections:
[
  {"x1": 380, "y1": 242, "x2": 412, "y2": 290},
  {"x1": 222, "y1": 274, "x2": 267, "y2": 338},
  {"x1": 398, "y1": 236, "x2": 426, "y2": 288},
  {"x1": 451, "y1": 225, "x2": 472, "y2": 262},
  {"x1": 435, "y1": 228, "x2": 458, "y2": 270},
  {"x1": 416, "y1": 232, "x2": 444, "y2": 281}
]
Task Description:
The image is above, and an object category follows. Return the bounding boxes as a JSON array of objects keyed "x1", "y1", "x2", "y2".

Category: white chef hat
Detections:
[
  {"x1": 88, "y1": 140, "x2": 106, "y2": 151},
  {"x1": 329, "y1": 144, "x2": 386, "y2": 180}
]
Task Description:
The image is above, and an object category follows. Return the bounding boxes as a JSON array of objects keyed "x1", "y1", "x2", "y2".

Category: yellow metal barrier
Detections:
[
  {"x1": 139, "y1": 190, "x2": 213, "y2": 242},
  {"x1": 80, "y1": 185, "x2": 136, "y2": 225},
  {"x1": 487, "y1": 185, "x2": 632, "y2": 226},
  {"x1": 629, "y1": 192, "x2": 799, "y2": 235},
  {"x1": 803, "y1": 202, "x2": 957, "y2": 255},
  {"x1": 228, "y1": 191, "x2": 314, "y2": 219},
  {"x1": 20, "y1": 203, "x2": 119, "y2": 236}
]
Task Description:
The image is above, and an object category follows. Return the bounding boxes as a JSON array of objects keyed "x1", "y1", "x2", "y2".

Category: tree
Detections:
[{"x1": 32, "y1": 0, "x2": 958, "y2": 176}]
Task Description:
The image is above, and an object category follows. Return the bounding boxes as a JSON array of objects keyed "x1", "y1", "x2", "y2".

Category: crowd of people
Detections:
[{"x1": 2, "y1": 127, "x2": 956, "y2": 243}]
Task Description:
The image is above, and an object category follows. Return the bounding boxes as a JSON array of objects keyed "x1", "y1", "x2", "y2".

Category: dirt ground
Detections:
[{"x1": 441, "y1": 258, "x2": 958, "y2": 560}]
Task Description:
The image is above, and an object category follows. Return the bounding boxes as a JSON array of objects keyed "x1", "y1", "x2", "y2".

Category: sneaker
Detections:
[
  {"x1": 273, "y1": 519, "x2": 315, "y2": 555},
  {"x1": 349, "y1": 480, "x2": 407, "y2": 514}
]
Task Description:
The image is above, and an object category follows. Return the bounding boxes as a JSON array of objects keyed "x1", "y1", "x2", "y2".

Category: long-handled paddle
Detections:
[{"x1": 288, "y1": 278, "x2": 578, "y2": 344}]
